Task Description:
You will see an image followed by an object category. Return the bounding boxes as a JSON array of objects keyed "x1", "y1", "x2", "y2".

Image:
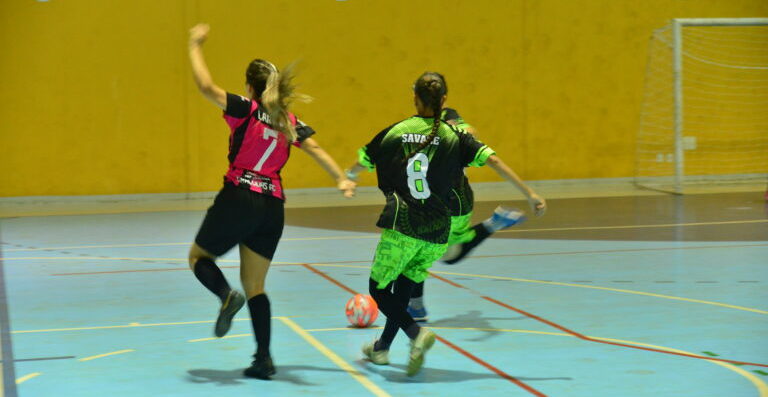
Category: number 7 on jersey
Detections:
[{"x1": 253, "y1": 128, "x2": 279, "y2": 172}]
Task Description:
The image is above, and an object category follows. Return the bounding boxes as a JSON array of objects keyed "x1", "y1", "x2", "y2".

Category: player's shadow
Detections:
[
  {"x1": 186, "y1": 364, "x2": 348, "y2": 386},
  {"x1": 427, "y1": 310, "x2": 528, "y2": 342},
  {"x1": 360, "y1": 361, "x2": 572, "y2": 384}
]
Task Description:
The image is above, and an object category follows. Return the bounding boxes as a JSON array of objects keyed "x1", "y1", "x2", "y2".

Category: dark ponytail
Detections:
[{"x1": 407, "y1": 72, "x2": 447, "y2": 160}]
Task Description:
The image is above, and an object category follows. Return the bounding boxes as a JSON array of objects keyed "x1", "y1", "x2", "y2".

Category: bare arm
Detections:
[
  {"x1": 188, "y1": 24, "x2": 226, "y2": 110},
  {"x1": 300, "y1": 138, "x2": 356, "y2": 198},
  {"x1": 486, "y1": 155, "x2": 547, "y2": 216}
]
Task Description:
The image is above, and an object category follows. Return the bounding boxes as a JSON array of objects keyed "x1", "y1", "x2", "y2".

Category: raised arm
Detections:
[
  {"x1": 485, "y1": 155, "x2": 547, "y2": 217},
  {"x1": 188, "y1": 24, "x2": 227, "y2": 109},
  {"x1": 300, "y1": 138, "x2": 356, "y2": 198}
]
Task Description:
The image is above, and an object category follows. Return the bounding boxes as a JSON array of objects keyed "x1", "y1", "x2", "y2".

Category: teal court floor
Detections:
[{"x1": 0, "y1": 191, "x2": 766, "y2": 396}]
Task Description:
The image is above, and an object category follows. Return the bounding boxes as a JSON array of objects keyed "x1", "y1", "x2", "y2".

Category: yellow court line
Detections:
[
  {"x1": 305, "y1": 326, "x2": 567, "y2": 337},
  {"x1": 79, "y1": 349, "x2": 134, "y2": 362},
  {"x1": 12, "y1": 316, "x2": 298, "y2": 334},
  {"x1": 498, "y1": 218, "x2": 768, "y2": 234},
  {"x1": 188, "y1": 333, "x2": 252, "y2": 343},
  {"x1": 302, "y1": 263, "x2": 768, "y2": 315},
  {"x1": 432, "y1": 270, "x2": 768, "y2": 315},
  {"x1": 4, "y1": 218, "x2": 765, "y2": 252},
  {"x1": 592, "y1": 336, "x2": 768, "y2": 397},
  {"x1": 0, "y1": 257, "x2": 300, "y2": 266},
  {"x1": 306, "y1": 326, "x2": 382, "y2": 332},
  {"x1": 15, "y1": 372, "x2": 42, "y2": 384},
  {"x1": 278, "y1": 317, "x2": 391, "y2": 397},
  {"x1": 301, "y1": 326, "x2": 768, "y2": 396},
  {"x1": 2, "y1": 236, "x2": 376, "y2": 252},
  {"x1": 13, "y1": 319, "x2": 241, "y2": 334}
]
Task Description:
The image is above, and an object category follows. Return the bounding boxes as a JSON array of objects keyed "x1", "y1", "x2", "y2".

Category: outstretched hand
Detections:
[
  {"x1": 528, "y1": 193, "x2": 547, "y2": 217},
  {"x1": 338, "y1": 179, "x2": 357, "y2": 198},
  {"x1": 189, "y1": 23, "x2": 210, "y2": 46}
]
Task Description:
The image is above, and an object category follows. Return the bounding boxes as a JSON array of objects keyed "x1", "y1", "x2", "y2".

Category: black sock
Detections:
[
  {"x1": 411, "y1": 281, "x2": 424, "y2": 299},
  {"x1": 370, "y1": 276, "x2": 419, "y2": 348},
  {"x1": 472, "y1": 223, "x2": 492, "y2": 243},
  {"x1": 404, "y1": 322, "x2": 421, "y2": 340},
  {"x1": 193, "y1": 257, "x2": 231, "y2": 302},
  {"x1": 247, "y1": 294, "x2": 271, "y2": 358}
]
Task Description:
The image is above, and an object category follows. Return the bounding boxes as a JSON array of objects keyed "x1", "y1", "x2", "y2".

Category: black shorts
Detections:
[{"x1": 195, "y1": 183, "x2": 285, "y2": 259}]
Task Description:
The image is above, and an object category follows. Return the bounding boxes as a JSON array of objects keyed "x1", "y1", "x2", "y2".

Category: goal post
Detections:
[{"x1": 636, "y1": 18, "x2": 768, "y2": 194}]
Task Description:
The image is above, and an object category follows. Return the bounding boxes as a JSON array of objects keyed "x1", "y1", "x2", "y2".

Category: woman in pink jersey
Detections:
[{"x1": 187, "y1": 24, "x2": 355, "y2": 379}]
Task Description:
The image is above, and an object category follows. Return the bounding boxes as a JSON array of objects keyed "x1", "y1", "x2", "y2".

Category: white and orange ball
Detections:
[{"x1": 345, "y1": 294, "x2": 378, "y2": 328}]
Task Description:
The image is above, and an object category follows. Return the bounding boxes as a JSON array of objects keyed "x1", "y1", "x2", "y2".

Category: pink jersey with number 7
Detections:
[{"x1": 221, "y1": 93, "x2": 315, "y2": 200}]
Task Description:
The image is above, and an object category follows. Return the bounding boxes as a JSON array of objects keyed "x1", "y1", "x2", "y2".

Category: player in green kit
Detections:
[
  {"x1": 346, "y1": 72, "x2": 545, "y2": 376},
  {"x1": 405, "y1": 108, "x2": 547, "y2": 322}
]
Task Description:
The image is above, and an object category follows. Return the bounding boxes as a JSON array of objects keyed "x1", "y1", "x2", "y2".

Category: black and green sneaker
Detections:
[{"x1": 214, "y1": 290, "x2": 245, "y2": 337}]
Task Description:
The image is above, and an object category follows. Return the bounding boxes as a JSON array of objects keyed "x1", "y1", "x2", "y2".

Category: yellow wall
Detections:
[{"x1": 1, "y1": 0, "x2": 766, "y2": 196}]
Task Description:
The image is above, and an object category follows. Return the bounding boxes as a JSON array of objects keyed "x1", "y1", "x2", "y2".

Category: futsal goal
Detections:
[{"x1": 635, "y1": 18, "x2": 768, "y2": 194}]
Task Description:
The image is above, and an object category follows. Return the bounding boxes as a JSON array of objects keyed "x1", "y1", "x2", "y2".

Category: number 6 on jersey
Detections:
[{"x1": 407, "y1": 153, "x2": 431, "y2": 199}]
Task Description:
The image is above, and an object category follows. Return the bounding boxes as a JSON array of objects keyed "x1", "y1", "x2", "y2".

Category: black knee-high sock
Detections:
[
  {"x1": 370, "y1": 276, "x2": 420, "y2": 350},
  {"x1": 247, "y1": 294, "x2": 271, "y2": 358},
  {"x1": 411, "y1": 281, "x2": 424, "y2": 299},
  {"x1": 193, "y1": 257, "x2": 231, "y2": 302}
]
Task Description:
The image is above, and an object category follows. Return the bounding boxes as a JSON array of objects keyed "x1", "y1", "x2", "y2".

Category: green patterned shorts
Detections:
[
  {"x1": 370, "y1": 229, "x2": 448, "y2": 289},
  {"x1": 447, "y1": 212, "x2": 476, "y2": 246}
]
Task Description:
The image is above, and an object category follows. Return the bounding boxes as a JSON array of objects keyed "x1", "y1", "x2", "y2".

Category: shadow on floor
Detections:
[
  {"x1": 361, "y1": 361, "x2": 572, "y2": 384},
  {"x1": 427, "y1": 310, "x2": 528, "y2": 342},
  {"x1": 186, "y1": 364, "x2": 349, "y2": 386}
]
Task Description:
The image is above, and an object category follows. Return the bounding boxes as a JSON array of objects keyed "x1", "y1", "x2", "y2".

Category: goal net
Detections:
[{"x1": 635, "y1": 18, "x2": 768, "y2": 194}]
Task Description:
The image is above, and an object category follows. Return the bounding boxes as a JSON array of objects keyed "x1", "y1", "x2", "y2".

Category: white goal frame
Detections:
[{"x1": 639, "y1": 18, "x2": 768, "y2": 194}]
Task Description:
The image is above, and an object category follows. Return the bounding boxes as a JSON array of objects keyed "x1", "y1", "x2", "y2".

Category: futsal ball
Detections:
[{"x1": 345, "y1": 294, "x2": 378, "y2": 328}]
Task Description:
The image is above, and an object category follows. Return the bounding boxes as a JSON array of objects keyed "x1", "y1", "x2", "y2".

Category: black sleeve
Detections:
[
  {"x1": 457, "y1": 127, "x2": 494, "y2": 167},
  {"x1": 225, "y1": 93, "x2": 253, "y2": 118},
  {"x1": 295, "y1": 118, "x2": 316, "y2": 143},
  {"x1": 363, "y1": 125, "x2": 395, "y2": 166},
  {"x1": 442, "y1": 107, "x2": 461, "y2": 122}
]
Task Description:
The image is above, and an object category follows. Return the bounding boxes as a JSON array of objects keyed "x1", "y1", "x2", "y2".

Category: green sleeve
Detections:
[
  {"x1": 468, "y1": 145, "x2": 495, "y2": 167},
  {"x1": 357, "y1": 147, "x2": 376, "y2": 171}
]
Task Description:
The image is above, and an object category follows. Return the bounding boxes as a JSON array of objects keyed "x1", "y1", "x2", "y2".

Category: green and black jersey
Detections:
[
  {"x1": 442, "y1": 108, "x2": 475, "y2": 217},
  {"x1": 358, "y1": 115, "x2": 494, "y2": 244}
]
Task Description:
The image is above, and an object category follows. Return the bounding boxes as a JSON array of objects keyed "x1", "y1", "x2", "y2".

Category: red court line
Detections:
[
  {"x1": 300, "y1": 263, "x2": 358, "y2": 295},
  {"x1": 300, "y1": 263, "x2": 547, "y2": 396},
  {"x1": 435, "y1": 334, "x2": 547, "y2": 397},
  {"x1": 430, "y1": 273, "x2": 768, "y2": 368}
]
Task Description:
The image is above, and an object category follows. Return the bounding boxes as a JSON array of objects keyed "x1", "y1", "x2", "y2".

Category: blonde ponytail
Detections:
[{"x1": 261, "y1": 62, "x2": 311, "y2": 143}]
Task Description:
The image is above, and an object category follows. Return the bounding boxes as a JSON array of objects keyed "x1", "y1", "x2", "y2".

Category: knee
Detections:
[
  {"x1": 189, "y1": 252, "x2": 214, "y2": 271},
  {"x1": 243, "y1": 284, "x2": 265, "y2": 299},
  {"x1": 189, "y1": 244, "x2": 215, "y2": 270}
]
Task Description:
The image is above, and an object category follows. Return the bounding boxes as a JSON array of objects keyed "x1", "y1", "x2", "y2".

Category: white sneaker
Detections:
[
  {"x1": 406, "y1": 328, "x2": 436, "y2": 376},
  {"x1": 485, "y1": 206, "x2": 526, "y2": 232},
  {"x1": 362, "y1": 340, "x2": 390, "y2": 365}
]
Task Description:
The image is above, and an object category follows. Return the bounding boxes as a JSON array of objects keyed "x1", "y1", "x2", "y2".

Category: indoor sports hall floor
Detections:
[{"x1": 1, "y1": 187, "x2": 766, "y2": 397}]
